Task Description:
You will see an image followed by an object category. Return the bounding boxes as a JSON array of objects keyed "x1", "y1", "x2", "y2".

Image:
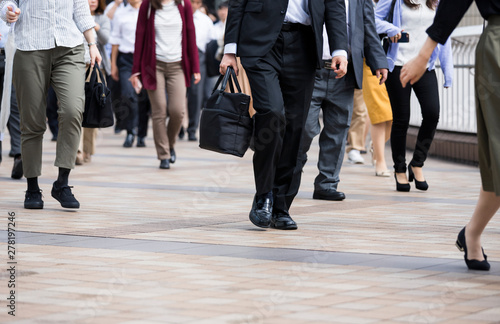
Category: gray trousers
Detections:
[
  {"x1": 297, "y1": 63, "x2": 356, "y2": 192},
  {"x1": 13, "y1": 45, "x2": 86, "y2": 178}
]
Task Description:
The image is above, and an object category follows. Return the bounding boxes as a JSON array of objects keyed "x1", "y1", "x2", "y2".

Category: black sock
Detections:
[
  {"x1": 56, "y1": 168, "x2": 71, "y2": 187},
  {"x1": 27, "y1": 177, "x2": 40, "y2": 192}
]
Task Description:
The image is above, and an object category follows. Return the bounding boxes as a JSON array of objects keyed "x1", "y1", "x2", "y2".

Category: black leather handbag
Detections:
[
  {"x1": 199, "y1": 66, "x2": 253, "y2": 157},
  {"x1": 82, "y1": 64, "x2": 114, "y2": 128}
]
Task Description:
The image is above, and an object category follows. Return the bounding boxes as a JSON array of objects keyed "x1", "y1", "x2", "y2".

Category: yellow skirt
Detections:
[{"x1": 362, "y1": 60, "x2": 392, "y2": 125}]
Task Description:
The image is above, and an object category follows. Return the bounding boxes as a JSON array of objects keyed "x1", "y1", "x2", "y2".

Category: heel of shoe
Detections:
[
  {"x1": 394, "y1": 173, "x2": 410, "y2": 192},
  {"x1": 408, "y1": 166, "x2": 414, "y2": 182},
  {"x1": 455, "y1": 239, "x2": 464, "y2": 252}
]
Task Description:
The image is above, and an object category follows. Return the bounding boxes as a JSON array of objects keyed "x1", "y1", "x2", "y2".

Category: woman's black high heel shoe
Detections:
[
  {"x1": 394, "y1": 173, "x2": 410, "y2": 192},
  {"x1": 456, "y1": 227, "x2": 490, "y2": 271},
  {"x1": 408, "y1": 165, "x2": 429, "y2": 191}
]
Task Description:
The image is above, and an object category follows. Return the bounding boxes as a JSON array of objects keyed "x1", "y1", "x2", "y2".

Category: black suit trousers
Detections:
[{"x1": 241, "y1": 26, "x2": 317, "y2": 213}]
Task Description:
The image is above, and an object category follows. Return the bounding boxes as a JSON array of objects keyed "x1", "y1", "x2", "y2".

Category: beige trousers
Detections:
[
  {"x1": 13, "y1": 45, "x2": 86, "y2": 178},
  {"x1": 147, "y1": 61, "x2": 186, "y2": 160},
  {"x1": 346, "y1": 89, "x2": 368, "y2": 152}
]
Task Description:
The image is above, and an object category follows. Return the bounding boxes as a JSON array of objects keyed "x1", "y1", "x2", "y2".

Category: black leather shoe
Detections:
[
  {"x1": 313, "y1": 189, "x2": 346, "y2": 201},
  {"x1": 249, "y1": 193, "x2": 273, "y2": 228},
  {"x1": 169, "y1": 148, "x2": 176, "y2": 163},
  {"x1": 123, "y1": 134, "x2": 135, "y2": 148},
  {"x1": 271, "y1": 212, "x2": 298, "y2": 230},
  {"x1": 11, "y1": 155, "x2": 23, "y2": 179},
  {"x1": 188, "y1": 133, "x2": 197, "y2": 141},
  {"x1": 159, "y1": 159, "x2": 170, "y2": 169},
  {"x1": 178, "y1": 127, "x2": 185, "y2": 139},
  {"x1": 136, "y1": 137, "x2": 146, "y2": 147},
  {"x1": 24, "y1": 190, "x2": 44, "y2": 209},
  {"x1": 456, "y1": 227, "x2": 490, "y2": 271},
  {"x1": 408, "y1": 165, "x2": 428, "y2": 191},
  {"x1": 51, "y1": 181, "x2": 80, "y2": 209}
]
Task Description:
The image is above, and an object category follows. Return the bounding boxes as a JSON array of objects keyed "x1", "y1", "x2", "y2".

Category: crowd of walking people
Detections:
[{"x1": 0, "y1": 0, "x2": 498, "y2": 272}]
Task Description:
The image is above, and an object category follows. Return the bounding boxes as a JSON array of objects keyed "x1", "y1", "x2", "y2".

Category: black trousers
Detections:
[
  {"x1": 386, "y1": 66, "x2": 440, "y2": 173},
  {"x1": 117, "y1": 52, "x2": 150, "y2": 136},
  {"x1": 241, "y1": 25, "x2": 316, "y2": 213}
]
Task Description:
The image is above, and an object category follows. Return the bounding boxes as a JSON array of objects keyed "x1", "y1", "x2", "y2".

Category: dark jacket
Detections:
[
  {"x1": 132, "y1": 0, "x2": 200, "y2": 89},
  {"x1": 224, "y1": 0, "x2": 348, "y2": 69}
]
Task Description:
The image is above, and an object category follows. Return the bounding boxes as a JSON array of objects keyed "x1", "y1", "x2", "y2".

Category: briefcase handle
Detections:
[{"x1": 212, "y1": 66, "x2": 242, "y2": 94}]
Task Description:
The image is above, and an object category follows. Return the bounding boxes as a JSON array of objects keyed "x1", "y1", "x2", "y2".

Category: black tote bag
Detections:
[
  {"x1": 82, "y1": 64, "x2": 114, "y2": 128},
  {"x1": 199, "y1": 66, "x2": 253, "y2": 157}
]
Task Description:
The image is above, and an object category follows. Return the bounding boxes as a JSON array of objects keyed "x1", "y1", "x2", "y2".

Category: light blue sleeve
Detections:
[
  {"x1": 438, "y1": 39, "x2": 453, "y2": 87},
  {"x1": 374, "y1": 0, "x2": 401, "y2": 37}
]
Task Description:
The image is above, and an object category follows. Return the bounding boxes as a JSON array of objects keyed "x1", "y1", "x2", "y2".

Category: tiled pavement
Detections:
[{"x1": 0, "y1": 129, "x2": 499, "y2": 324}]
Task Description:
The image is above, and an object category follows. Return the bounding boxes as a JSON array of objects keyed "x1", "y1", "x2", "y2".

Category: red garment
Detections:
[{"x1": 132, "y1": 0, "x2": 200, "y2": 89}]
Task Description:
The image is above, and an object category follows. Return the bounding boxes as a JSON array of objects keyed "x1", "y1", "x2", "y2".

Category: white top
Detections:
[
  {"x1": 108, "y1": 4, "x2": 140, "y2": 54},
  {"x1": 213, "y1": 20, "x2": 225, "y2": 42},
  {"x1": 0, "y1": 0, "x2": 95, "y2": 51},
  {"x1": 395, "y1": 1, "x2": 435, "y2": 66},
  {"x1": 193, "y1": 9, "x2": 215, "y2": 53},
  {"x1": 155, "y1": 1, "x2": 183, "y2": 63},
  {"x1": 322, "y1": 0, "x2": 349, "y2": 60},
  {"x1": 285, "y1": 0, "x2": 311, "y2": 25}
]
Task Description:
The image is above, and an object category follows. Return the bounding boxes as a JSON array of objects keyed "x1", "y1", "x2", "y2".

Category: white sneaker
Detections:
[{"x1": 348, "y1": 149, "x2": 365, "y2": 164}]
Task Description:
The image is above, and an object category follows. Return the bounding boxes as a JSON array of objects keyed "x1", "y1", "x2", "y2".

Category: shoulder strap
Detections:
[{"x1": 386, "y1": 0, "x2": 397, "y2": 23}]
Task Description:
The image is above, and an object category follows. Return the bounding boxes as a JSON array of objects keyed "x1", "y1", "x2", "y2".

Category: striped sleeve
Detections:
[
  {"x1": 0, "y1": 0, "x2": 18, "y2": 24},
  {"x1": 73, "y1": 0, "x2": 95, "y2": 33}
]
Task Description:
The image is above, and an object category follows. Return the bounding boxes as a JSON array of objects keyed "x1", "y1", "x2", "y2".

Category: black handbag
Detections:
[
  {"x1": 199, "y1": 66, "x2": 253, "y2": 157},
  {"x1": 82, "y1": 64, "x2": 114, "y2": 128},
  {"x1": 378, "y1": 0, "x2": 397, "y2": 54}
]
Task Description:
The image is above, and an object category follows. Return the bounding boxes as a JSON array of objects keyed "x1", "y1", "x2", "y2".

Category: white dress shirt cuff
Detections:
[
  {"x1": 224, "y1": 43, "x2": 237, "y2": 55},
  {"x1": 331, "y1": 49, "x2": 348, "y2": 59}
]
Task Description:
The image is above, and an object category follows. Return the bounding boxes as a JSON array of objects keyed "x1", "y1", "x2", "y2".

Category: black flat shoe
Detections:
[
  {"x1": 136, "y1": 137, "x2": 146, "y2": 147},
  {"x1": 169, "y1": 148, "x2": 176, "y2": 164},
  {"x1": 24, "y1": 190, "x2": 44, "y2": 209},
  {"x1": 270, "y1": 212, "x2": 298, "y2": 230},
  {"x1": 249, "y1": 192, "x2": 273, "y2": 228},
  {"x1": 11, "y1": 155, "x2": 23, "y2": 179},
  {"x1": 408, "y1": 165, "x2": 428, "y2": 191},
  {"x1": 456, "y1": 227, "x2": 490, "y2": 271},
  {"x1": 159, "y1": 159, "x2": 170, "y2": 169},
  {"x1": 123, "y1": 134, "x2": 135, "y2": 148},
  {"x1": 51, "y1": 181, "x2": 80, "y2": 209},
  {"x1": 394, "y1": 173, "x2": 410, "y2": 192}
]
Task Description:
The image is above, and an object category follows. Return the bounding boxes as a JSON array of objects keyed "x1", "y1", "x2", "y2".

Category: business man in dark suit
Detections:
[
  {"x1": 294, "y1": 0, "x2": 388, "y2": 202},
  {"x1": 220, "y1": 0, "x2": 348, "y2": 230}
]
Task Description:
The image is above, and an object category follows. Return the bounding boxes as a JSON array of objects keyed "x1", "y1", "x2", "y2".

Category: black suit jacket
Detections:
[
  {"x1": 349, "y1": 0, "x2": 388, "y2": 89},
  {"x1": 224, "y1": 0, "x2": 348, "y2": 68}
]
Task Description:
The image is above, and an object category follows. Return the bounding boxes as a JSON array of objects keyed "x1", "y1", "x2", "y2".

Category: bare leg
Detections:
[
  {"x1": 371, "y1": 121, "x2": 391, "y2": 173},
  {"x1": 465, "y1": 188, "x2": 500, "y2": 260}
]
